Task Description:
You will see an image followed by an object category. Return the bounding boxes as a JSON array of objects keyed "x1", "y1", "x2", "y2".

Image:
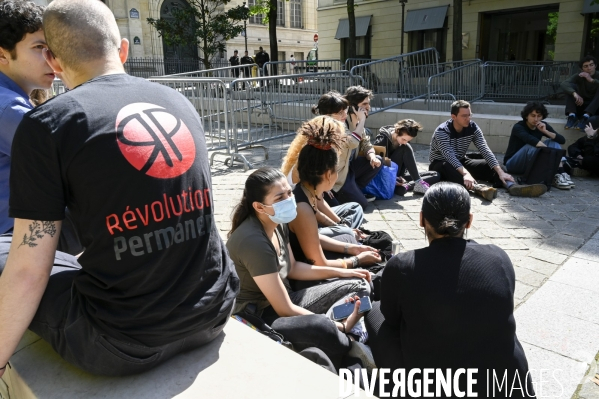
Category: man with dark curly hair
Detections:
[
  {"x1": 0, "y1": 0, "x2": 55, "y2": 236},
  {"x1": 504, "y1": 101, "x2": 571, "y2": 191},
  {"x1": 0, "y1": 0, "x2": 83, "y2": 275}
]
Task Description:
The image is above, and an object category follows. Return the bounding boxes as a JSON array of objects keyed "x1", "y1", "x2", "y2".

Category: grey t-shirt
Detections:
[{"x1": 227, "y1": 215, "x2": 291, "y2": 314}]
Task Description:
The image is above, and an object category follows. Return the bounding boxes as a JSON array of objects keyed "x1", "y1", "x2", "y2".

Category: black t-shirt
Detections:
[{"x1": 10, "y1": 74, "x2": 239, "y2": 346}]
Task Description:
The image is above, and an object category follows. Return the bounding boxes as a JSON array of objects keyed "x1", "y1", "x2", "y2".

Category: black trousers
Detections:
[
  {"x1": 582, "y1": 155, "x2": 599, "y2": 175},
  {"x1": 390, "y1": 143, "x2": 420, "y2": 180},
  {"x1": 429, "y1": 154, "x2": 503, "y2": 188},
  {"x1": 565, "y1": 83, "x2": 599, "y2": 117},
  {"x1": 335, "y1": 156, "x2": 383, "y2": 209}
]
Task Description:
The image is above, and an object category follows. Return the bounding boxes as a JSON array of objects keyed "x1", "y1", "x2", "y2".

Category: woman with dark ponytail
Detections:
[
  {"x1": 364, "y1": 182, "x2": 535, "y2": 397},
  {"x1": 227, "y1": 166, "x2": 375, "y2": 368},
  {"x1": 287, "y1": 116, "x2": 381, "y2": 269}
]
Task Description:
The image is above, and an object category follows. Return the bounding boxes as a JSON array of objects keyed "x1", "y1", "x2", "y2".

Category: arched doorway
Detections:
[{"x1": 160, "y1": 0, "x2": 200, "y2": 74}]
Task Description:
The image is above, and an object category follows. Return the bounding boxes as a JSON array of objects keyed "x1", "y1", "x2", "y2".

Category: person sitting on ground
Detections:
[
  {"x1": 374, "y1": 119, "x2": 440, "y2": 196},
  {"x1": 567, "y1": 120, "x2": 599, "y2": 176},
  {"x1": 364, "y1": 182, "x2": 535, "y2": 398},
  {"x1": 0, "y1": 0, "x2": 238, "y2": 378},
  {"x1": 429, "y1": 100, "x2": 516, "y2": 201},
  {"x1": 562, "y1": 56, "x2": 599, "y2": 131},
  {"x1": 311, "y1": 89, "x2": 382, "y2": 209},
  {"x1": 504, "y1": 101, "x2": 571, "y2": 192},
  {"x1": 287, "y1": 116, "x2": 382, "y2": 269},
  {"x1": 226, "y1": 167, "x2": 373, "y2": 368},
  {"x1": 282, "y1": 118, "x2": 364, "y2": 237},
  {"x1": 0, "y1": 0, "x2": 82, "y2": 276}
]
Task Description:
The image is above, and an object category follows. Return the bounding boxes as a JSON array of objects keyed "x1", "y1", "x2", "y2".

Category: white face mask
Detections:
[{"x1": 261, "y1": 196, "x2": 297, "y2": 224}]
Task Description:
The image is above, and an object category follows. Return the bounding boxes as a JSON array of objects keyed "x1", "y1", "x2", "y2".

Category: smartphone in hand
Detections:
[{"x1": 332, "y1": 296, "x2": 372, "y2": 321}]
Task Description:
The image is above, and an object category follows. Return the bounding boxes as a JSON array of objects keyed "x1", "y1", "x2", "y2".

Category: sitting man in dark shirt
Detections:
[
  {"x1": 561, "y1": 56, "x2": 599, "y2": 130},
  {"x1": 504, "y1": 101, "x2": 572, "y2": 190},
  {"x1": 567, "y1": 119, "x2": 599, "y2": 176},
  {"x1": 0, "y1": 0, "x2": 238, "y2": 378}
]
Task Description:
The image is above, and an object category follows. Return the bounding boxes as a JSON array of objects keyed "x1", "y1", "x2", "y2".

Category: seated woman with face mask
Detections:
[
  {"x1": 226, "y1": 166, "x2": 374, "y2": 368},
  {"x1": 364, "y1": 182, "x2": 535, "y2": 398}
]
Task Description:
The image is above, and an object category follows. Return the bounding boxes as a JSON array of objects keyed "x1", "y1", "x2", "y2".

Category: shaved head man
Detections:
[{"x1": 0, "y1": 0, "x2": 237, "y2": 377}]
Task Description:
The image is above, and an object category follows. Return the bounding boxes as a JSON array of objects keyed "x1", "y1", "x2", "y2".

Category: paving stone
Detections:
[
  {"x1": 380, "y1": 212, "x2": 410, "y2": 221},
  {"x1": 519, "y1": 238, "x2": 544, "y2": 250},
  {"x1": 573, "y1": 239, "x2": 599, "y2": 263},
  {"x1": 527, "y1": 249, "x2": 568, "y2": 265},
  {"x1": 482, "y1": 229, "x2": 512, "y2": 238},
  {"x1": 517, "y1": 256, "x2": 561, "y2": 275},
  {"x1": 560, "y1": 222, "x2": 599, "y2": 239},
  {"x1": 514, "y1": 281, "x2": 534, "y2": 300},
  {"x1": 510, "y1": 229, "x2": 543, "y2": 239},
  {"x1": 550, "y1": 257, "x2": 599, "y2": 295},
  {"x1": 520, "y1": 343, "x2": 589, "y2": 399},
  {"x1": 395, "y1": 229, "x2": 426, "y2": 240},
  {"x1": 524, "y1": 281, "x2": 599, "y2": 325},
  {"x1": 513, "y1": 265, "x2": 547, "y2": 287},
  {"x1": 515, "y1": 303, "x2": 599, "y2": 362},
  {"x1": 538, "y1": 235, "x2": 586, "y2": 256},
  {"x1": 490, "y1": 238, "x2": 528, "y2": 250},
  {"x1": 400, "y1": 239, "x2": 427, "y2": 251},
  {"x1": 386, "y1": 221, "x2": 421, "y2": 231}
]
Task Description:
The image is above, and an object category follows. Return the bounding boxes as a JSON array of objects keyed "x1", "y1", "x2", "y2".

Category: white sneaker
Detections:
[
  {"x1": 413, "y1": 180, "x2": 430, "y2": 195},
  {"x1": 347, "y1": 341, "x2": 376, "y2": 373},
  {"x1": 561, "y1": 172, "x2": 575, "y2": 188},
  {"x1": 553, "y1": 174, "x2": 571, "y2": 190}
]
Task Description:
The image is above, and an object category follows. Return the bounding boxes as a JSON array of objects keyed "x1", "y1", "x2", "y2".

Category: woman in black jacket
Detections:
[
  {"x1": 373, "y1": 119, "x2": 439, "y2": 195},
  {"x1": 365, "y1": 182, "x2": 535, "y2": 398}
]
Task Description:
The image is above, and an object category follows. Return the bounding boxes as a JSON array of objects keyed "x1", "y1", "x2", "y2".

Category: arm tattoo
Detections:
[{"x1": 18, "y1": 221, "x2": 57, "y2": 248}]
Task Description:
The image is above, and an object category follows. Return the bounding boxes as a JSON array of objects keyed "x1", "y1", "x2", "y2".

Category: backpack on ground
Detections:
[{"x1": 520, "y1": 147, "x2": 566, "y2": 191}]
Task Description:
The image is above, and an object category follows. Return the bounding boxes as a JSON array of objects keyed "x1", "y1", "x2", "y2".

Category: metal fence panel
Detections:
[
  {"x1": 427, "y1": 61, "x2": 484, "y2": 112},
  {"x1": 263, "y1": 59, "x2": 343, "y2": 76},
  {"x1": 225, "y1": 71, "x2": 361, "y2": 169},
  {"x1": 482, "y1": 62, "x2": 544, "y2": 101},
  {"x1": 349, "y1": 48, "x2": 440, "y2": 114},
  {"x1": 52, "y1": 79, "x2": 67, "y2": 96},
  {"x1": 165, "y1": 64, "x2": 258, "y2": 79},
  {"x1": 147, "y1": 78, "x2": 232, "y2": 166},
  {"x1": 125, "y1": 58, "x2": 230, "y2": 78}
]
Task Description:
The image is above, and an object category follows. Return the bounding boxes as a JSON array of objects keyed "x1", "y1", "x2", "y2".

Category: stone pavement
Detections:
[{"x1": 210, "y1": 136, "x2": 599, "y2": 398}]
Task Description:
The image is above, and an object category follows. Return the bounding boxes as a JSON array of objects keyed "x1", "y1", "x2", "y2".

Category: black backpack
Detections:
[{"x1": 520, "y1": 147, "x2": 566, "y2": 190}]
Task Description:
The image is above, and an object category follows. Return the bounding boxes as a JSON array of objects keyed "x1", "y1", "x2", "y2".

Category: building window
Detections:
[
  {"x1": 408, "y1": 27, "x2": 447, "y2": 62},
  {"x1": 248, "y1": 0, "x2": 263, "y2": 24},
  {"x1": 340, "y1": 28, "x2": 371, "y2": 60},
  {"x1": 277, "y1": 0, "x2": 285, "y2": 26},
  {"x1": 290, "y1": 0, "x2": 302, "y2": 28}
]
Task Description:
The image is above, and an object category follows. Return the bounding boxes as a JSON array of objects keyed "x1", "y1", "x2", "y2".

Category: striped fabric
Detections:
[{"x1": 429, "y1": 119, "x2": 499, "y2": 170}]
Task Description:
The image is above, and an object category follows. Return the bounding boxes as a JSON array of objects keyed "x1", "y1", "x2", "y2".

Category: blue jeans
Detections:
[{"x1": 505, "y1": 139, "x2": 562, "y2": 175}]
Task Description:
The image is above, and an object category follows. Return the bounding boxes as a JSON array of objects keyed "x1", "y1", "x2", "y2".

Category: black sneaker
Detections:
[
  {"x1": 565, "y1": 114, "x2": 577, "y2": 129},
  {"x1": 577, "y1": 115, "x2": 589, "y2": 131}
]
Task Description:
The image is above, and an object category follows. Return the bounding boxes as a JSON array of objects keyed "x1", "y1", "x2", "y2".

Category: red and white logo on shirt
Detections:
[{"x1": 115, "y1": 103, "x2": 196, "y2": 178}]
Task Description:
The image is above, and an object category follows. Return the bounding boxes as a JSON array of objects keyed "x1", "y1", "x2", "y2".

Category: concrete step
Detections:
[
  {"x1": 367, "y1": 107, "x2": 583, "y2": 153},
  {"x1": 1, "y1": 319, "x2": 359, "y2": 399}
]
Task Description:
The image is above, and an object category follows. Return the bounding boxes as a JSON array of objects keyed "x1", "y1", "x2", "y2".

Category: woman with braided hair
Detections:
[
  {"x1": 363, "y1": 182, "x2": 534, "y2": 397},
  {"x1": 287, "y1": 116, "x2": 381, "y2": 270}
]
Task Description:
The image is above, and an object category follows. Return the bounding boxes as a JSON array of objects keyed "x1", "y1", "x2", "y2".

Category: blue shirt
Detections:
[{"x1": 0, "y1": 72, "x2": 32, "y2": 234}]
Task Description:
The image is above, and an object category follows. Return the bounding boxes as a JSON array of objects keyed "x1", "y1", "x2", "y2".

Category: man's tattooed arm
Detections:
[{"x1": 18, "y1": 221, "x2": 57, "y2": 248}]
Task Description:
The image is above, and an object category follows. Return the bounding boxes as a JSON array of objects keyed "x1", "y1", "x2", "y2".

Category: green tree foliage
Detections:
[
  {"x1": 147, "y1": 0, "x2": 250, "y2": 69},
  {"x1": 246, "y1": 0, "x2": 280, "y2": 66},
  {"x1": 546, "y1": 12, "x2": 558, "y2": 60}
]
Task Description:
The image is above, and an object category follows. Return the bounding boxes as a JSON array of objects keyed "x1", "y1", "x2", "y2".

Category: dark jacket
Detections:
[
  {"x1": 240, "y1": 55, "x2": 254, "y2": 65},
  {"x1": 560, "y1": 71, "x2": 599, "y2": 100},
  {"x1": 255, "y1": 50, "x2": 270, "y2": 67},
  {"x1": 373, "y1": 125, "x2": 395, "y2": 156},
  {"x1": 504, "y1": 120, "x2": 565, "y2": 164},
  {"x1": 229, "y1": 55, "x2": 240, "y2": 66},
  {"x1": 568, "y1": 135, "x2": 599, "y2": 158}
]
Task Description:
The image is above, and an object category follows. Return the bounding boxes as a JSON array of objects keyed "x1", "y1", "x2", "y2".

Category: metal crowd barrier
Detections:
[
  {"x1": 482, "y1": 62, "x2": 544, "y2": 101},
  {"x1": 51, "y1": 79, "x2": 67, "y2": 96},
  {"x1": 344, "y1": 58, "x2": 377, "y2": 71},
  {"x1": 349, "y1": 48, "x2": 440, "y2": 114},
  {"x1": 124, "y1": 57, "x2": 229, "y2": 78},
  {"x1": 166, "y1": 64, "x2": 258, "y2": 80},
  {"x1": 427, "y1": 61, "x2": 485, "y2": 111},
  {"x1": 263, "y1": 59, "x2": 343, "y2": 76},
  {"x1": 225, "y1": 71, "x2": 362, "y2": 170},
  {"x1": 147, "y1": 78, "x2": 233, "y2": 165}
]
